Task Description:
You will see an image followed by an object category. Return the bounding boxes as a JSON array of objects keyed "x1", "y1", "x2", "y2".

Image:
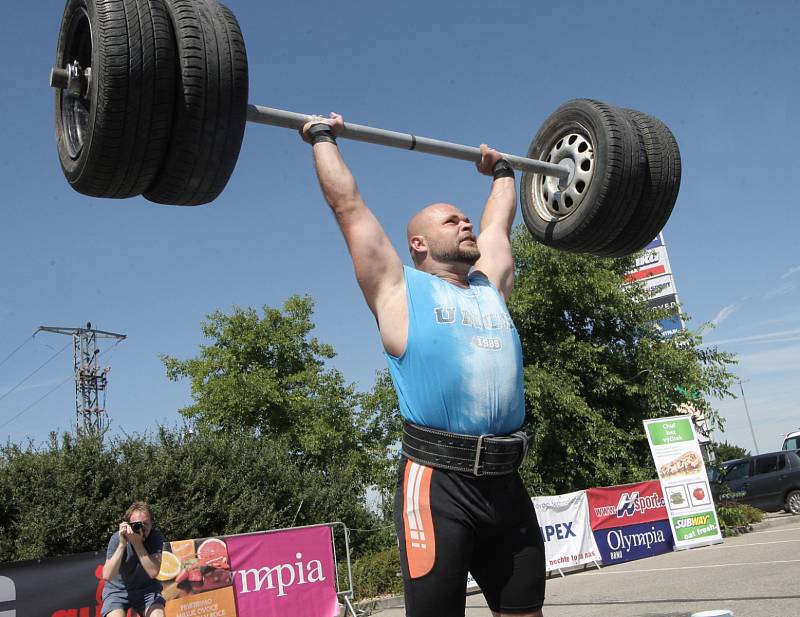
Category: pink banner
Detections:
[{"x1": 226, "y1": 526, "x2": 340, "y2": 617}]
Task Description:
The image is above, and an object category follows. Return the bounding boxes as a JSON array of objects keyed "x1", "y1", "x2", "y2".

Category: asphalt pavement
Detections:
[{"x1": 370, "y1": 512, "x2": 800, "y2": 617}]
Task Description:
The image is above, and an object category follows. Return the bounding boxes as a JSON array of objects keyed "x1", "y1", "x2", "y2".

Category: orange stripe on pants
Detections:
[{"x1": 403, "y1": 462, "x2": 436, "y2": 578}]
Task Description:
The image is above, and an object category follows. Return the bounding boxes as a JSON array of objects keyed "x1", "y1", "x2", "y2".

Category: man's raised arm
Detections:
[
  {"x1": 474, "y1": 144, "x2": 517, "y2": 300},
  {"x1": 302, "y1": 114, "x2": 407, "y2": 355}
]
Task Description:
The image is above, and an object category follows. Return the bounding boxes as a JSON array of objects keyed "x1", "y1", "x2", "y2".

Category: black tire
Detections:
[
  {"x1": 54, "y1": 0, "x2": 176, "y2": 198},
  {"x1": 787, "y1": 489, "x2": 800, "y2": 515},
  {"x1": 144, "y1": 0, "x2": 249, "y2": 206},
  {"x1": 519, "y1": 99, "x2": 646, "y2": 254},
  {"x1": 591, "y1": 110, "x2": 681, "y2": 257}
]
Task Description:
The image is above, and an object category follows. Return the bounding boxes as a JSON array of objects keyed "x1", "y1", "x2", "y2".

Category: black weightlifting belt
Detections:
[{"x1": 401, "y1": 421, "x2": 530, "y2": 476}]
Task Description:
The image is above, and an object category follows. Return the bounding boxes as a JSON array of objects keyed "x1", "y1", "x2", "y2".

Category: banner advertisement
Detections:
[
  {"x1": 226, "y1": 526, "x2": 339, "y2": 617},
  {"x1": 592, "y1": 519, "x2": 674, "y2": 565},
  {"x1": 161, "y1": 526, "x2": 340, "y2": 617},
  {"x1": 0, "y1": 525, "x2": 341, "y2": 617},
  {"x1": 532, "y1": 490, "x2": 600, "y2": 572},
  {"x1": 0, "y1": 551, "x2": 103, "y2": 617},
  {"x1": 586, "y1": 480, "x2": 668, "y2": 531},
  {"x1": 586, "y1": 481, "x2": 674, "y2": 565},
  {"x1": 644, "y1": 416, "x2": 723, "y2": 549}
]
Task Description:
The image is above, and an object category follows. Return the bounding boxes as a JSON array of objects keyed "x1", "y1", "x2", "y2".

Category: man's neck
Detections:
[{"x1": 418, "y1": 262, "x2": 471, "y2": 288}]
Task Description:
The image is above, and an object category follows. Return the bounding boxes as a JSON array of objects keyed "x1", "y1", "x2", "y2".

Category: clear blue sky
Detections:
[{"x1": 1, "y1": 0, "x2": 798, "y2": 457}]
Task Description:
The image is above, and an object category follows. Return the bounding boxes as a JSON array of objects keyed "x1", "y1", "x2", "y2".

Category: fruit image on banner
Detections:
[{"x1": 160, "y1": 537, "x2": 233, "y2": 604}]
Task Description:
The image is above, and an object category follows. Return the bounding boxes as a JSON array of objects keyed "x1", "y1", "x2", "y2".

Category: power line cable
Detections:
[
  {"x1": 0, "y1": 333, "x2": 36, "y2": 370},
  {"x1": 0, "y1": 338, "x2": 125, "y2": 430},
  {"x1": 0, "y1": 375, "x2": 73, "y2": 430},
  {"x1": 0, "y1": 341, "x2": 71, "y2": 405}
]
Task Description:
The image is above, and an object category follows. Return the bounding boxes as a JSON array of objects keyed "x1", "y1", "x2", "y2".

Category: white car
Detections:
[{"x1": 782, "y1": 430, "x2": 800, "y2": 451}]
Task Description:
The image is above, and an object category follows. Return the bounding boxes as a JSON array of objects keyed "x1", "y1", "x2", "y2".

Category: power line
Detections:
[
  {"x1": 0, "y1": 341, "x2": 71, "y2": 405},
  {"x1": 0, "y1": 376, "x2": 73, "y2": 430},
  {"x1": 0, "y1": 333, "x2": 35, "y2": 370},
  {"x1": 0, "y1": 338, "x2": 124, "y2": 431}
]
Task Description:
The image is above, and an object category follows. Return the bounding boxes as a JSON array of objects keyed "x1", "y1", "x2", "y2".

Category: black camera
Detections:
[{"x1": 130, "y1": 521, "x2": 144, "y2": 534}]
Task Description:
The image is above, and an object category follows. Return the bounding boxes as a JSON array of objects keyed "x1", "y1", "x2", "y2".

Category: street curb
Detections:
[
  {"x1": 751, "y1": 512, "x2": 794, "y2": 531},
  {"x1": 355, "y1": 594, "x2": 404, "y2": 615}
]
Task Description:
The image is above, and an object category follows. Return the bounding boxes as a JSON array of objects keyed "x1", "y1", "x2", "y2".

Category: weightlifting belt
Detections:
[{"x1": 401, "y1": 421, "x2": 530, "y2": 476}]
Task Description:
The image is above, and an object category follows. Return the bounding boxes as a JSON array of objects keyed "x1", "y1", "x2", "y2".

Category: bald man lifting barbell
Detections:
[{"x1": 301, "y1": 112, "x2": 545, "y2": 617}]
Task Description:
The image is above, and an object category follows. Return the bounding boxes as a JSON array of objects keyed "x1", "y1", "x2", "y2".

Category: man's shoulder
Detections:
[{"x1": 146, "y1": 528, "x2": 165, "y2": 551}]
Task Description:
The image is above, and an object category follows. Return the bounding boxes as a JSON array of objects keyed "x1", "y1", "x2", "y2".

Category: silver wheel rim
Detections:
[
  {"x1": 60, "y1": 7, "x2": 93, "y2": 160},
  {"x1": 789, "y1": 492, "x2": 800, "y2": 514},
  {"x1": 531, "y1": 129, "x2": 595, "y2": 222}
]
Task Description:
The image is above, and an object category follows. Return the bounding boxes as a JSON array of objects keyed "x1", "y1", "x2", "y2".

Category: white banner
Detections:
[
  {"x1": 532, "y1": 490, "x2": 600, "y2": 572},
  {"x1": 643, "y1": 416, "x2": 723, "y2": 550}
]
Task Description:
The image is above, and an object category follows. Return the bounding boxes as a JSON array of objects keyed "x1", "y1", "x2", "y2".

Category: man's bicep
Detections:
[
  {"x1": 475, "y1": 228, "x2": 515, "y2": 298},
  {"x1": 337, "y1": 206, "x2": 404, "y2": 311}
]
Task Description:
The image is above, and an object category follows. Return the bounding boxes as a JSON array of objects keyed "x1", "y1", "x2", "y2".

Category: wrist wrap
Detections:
[
  {"x1": 307, "y1": 123, "x2": 337, "y2": 146},
  {"x1": 492, "y1": 159, "x2": 515, "y2": 180}
]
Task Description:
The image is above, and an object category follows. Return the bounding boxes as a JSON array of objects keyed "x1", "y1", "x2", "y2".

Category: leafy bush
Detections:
[
  {"x1": 342, "y1": 547, "x2": 403, "y2": 600},
  {"x1": 717, "y1": 502, "x2": 763, "y2": 532},
  {"x1": 0, "y1": 427, "x2": 387, "y2": 562}
]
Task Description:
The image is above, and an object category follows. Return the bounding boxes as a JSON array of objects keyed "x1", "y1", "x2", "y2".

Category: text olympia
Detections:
[
  {"x1": 237, "y1": 552, "x2": 326, "y2": 597},
  {"x1": 604, "y1": 526, "x2": 667, "y2": 553}
]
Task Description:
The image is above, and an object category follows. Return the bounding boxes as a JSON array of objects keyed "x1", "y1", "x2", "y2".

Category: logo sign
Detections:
[
  {"x1": 646, "y1": 418, "x2": 694, "y2": 446},
  {"x1": 532, "y1": 490, "x2": 600, "y2": 572},
  {"x1": 671, "y1": 511, "x2": 720, "y2": 543},
  {"x1": 593, "y1": 519, "x2": 674, "y2": 565},
  {"x1": 625, "y1": 246, "x2": 672, "y2": 283},
  {"x1": 227, "y1": 526, "x2": 339, "y2": 617},
  {"x1": 587, "y1": 481, "x2": 668, "y2": 530}
]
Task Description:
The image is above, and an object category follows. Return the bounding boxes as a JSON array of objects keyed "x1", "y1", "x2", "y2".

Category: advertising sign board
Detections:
[
  {"x1": 643, "y1": 416, "x2": 723, "y2": 549},
  {"x1": 586, "y1": 480, "x2": 668, "y2": 530},
  {"x1": 532, "y1": 490, "x2": 600, "y2": 572},
  {"x1": 592, "y1": 519, "x2": 674, "y2": 565},
  {"x1": 0, "y1": 525, "x2": 346, "y2": 617}
]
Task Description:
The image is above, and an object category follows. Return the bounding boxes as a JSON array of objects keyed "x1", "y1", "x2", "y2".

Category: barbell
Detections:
[{"x1": 50, "y1": 0, "x2": 680, "y2": 257}]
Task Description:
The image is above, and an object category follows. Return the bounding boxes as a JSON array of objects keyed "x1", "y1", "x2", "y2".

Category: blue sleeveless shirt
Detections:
[{"x1": 384, "y1": 266, "x2": 525, "y2": 436}]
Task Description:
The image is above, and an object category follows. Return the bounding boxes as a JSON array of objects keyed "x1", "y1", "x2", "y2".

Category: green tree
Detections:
[
  {"x1": 508, "y1": 229, "x2": 738, "y2": 495},
  {"x1": 161, "y1": 296, "x2": 381, "y2": 478},
  {"x1": 714, "y1": 440, "x2": 750, "y2": 462}
]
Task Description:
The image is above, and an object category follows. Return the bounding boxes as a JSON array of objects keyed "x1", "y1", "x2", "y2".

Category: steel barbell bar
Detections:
[{"x1": 246, "y1": 104, "x2": 571, "y2": 181}]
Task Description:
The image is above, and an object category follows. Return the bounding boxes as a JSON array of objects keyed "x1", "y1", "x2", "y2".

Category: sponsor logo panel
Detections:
[
  {"x1": 671, "y1": 510, "x2": 720, "y2": 543},
  {"x1": 593, "y1": 519, "x2": 674, "y2": 565},
  {"x1": 586, "y1": 481, "x2": 668, "y2": 530}
]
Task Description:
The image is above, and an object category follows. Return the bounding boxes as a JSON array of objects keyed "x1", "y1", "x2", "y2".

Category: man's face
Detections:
[
  {"x1": 425, "y1": 207, "x2": 480, "y2": 265},
  {"x1": 129, "y1": 510, "x2": 153, "y2": 539}
]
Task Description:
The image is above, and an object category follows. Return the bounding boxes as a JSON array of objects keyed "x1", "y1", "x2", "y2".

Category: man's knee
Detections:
[
  {"x1": 491, "y1": 609, "x2": 543, "y2": 617},
  {"x1": 144, "y1": 606, "x2": 165, "y2": 617}
]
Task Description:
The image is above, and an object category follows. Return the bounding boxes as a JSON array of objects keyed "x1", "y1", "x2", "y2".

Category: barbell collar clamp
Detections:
[
  {"x1": 246, "y1": 104, "x2": 571, "y2": 180},
  {"x1": 49, "y1": 62, "x2": 91, "y2": 97}
]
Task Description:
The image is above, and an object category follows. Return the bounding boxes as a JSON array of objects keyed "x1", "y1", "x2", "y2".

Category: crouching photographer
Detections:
[{"x1": 101, "y1": 501, "x2": 166, "y2": 617}]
